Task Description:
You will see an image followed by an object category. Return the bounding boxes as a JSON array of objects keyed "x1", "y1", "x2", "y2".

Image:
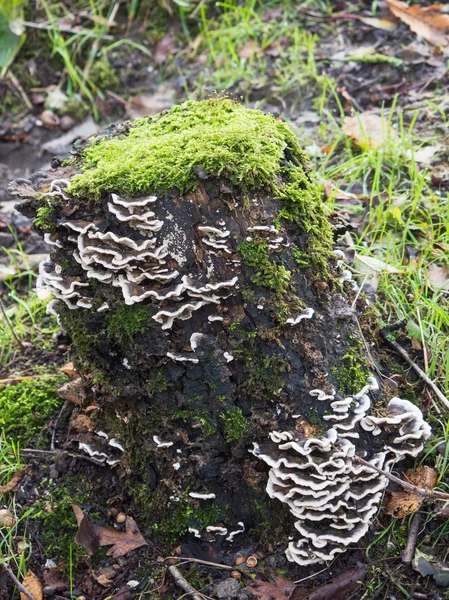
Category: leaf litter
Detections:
[{"x1": 72, "y1": 504, "x2": 147, "y2": 558}]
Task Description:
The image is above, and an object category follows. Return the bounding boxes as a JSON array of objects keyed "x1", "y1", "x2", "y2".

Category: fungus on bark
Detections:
[{"x1": 9, "y1": 98, "x2": 430, "y2": 560}]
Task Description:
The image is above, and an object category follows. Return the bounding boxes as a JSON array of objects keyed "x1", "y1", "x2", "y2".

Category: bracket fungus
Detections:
[
  {"x1": 9, "y1": 98, "x2": 430, "y2": 559},
  {"x1": 252, "y1": 380, "x2": 431, "y2": 565}
]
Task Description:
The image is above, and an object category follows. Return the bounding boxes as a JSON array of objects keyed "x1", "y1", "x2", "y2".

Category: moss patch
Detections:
[
  {"x1": 107, "y1": 303, "x2": 154, "y2": 344},
  {"x1": 331, "y1": 339, "x2": 371, "y2": 395},
  {"x1": 68, "y1": 98, "x2": 333, "y2": 269},
  {"x1": 69, "y1": 98, "x2": 306, "y2": 199},
  {"x1": 0, "y1": 377, "x2": 64, "y2": 443},
  {"x1": 238, "y1": 239, "x2": 291, "y2": 293},
  {"x1": 220, "y1": 407, "x2": 248, "y2": 442}
]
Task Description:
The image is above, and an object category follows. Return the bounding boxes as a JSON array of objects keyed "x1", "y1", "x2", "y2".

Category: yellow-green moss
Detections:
[
  {"x1": 220, "y1": 407, "x2": 248, "y2": 442},
  {"x1": 107, "y1": 303, "x2": 154, "y2": 344},
  {"x1": 69, "y1": 98, "x2": 305, "y2": 199},
  {"x1": 34, "y1": 204, "x2": 58, "y2": 231},
  {"x1": 237, "y1": 239, "x2": 291, "y2": 294},
  {"x1": 0, "y1": 376, "x2": 64, "y2": 443},
  {"x1": 331, "y1": 339, "x2": 371, "y2": 395},
  {"x1": 68, "y1": 98, "x2": 333, "y2": 269}
]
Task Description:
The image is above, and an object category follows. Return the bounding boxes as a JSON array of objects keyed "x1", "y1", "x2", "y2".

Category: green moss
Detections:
[
  {"x1": 291, "y1": 244, "x2": 310, "y2": 268},
  {"x1": 30, "y1": 481, "x2": 91, "y2": 573},
  {"x1": 107, "y1": 303, "x2": 153, "y2": 343},
  {"x1": 146, "y1": 369, "x2": 171, "y2": 397},
  {"x1": 174, "y1": 408, "x2": 217, "y2": 436},
  {"x1": 89, "y1": 58, "x2": 120, "y2": 92},
  {"x1": 142, "y1": 488, "x2": 228, "y2": 544},
  {"x1": 244, "y1": 355, "x2": 289, "y2": 400},
  {"x1": 331, "y1": 340, "x2": 371, "y2": 395},
  {"x1": 0, "y1": 377, "x2": 64, "y2": 443},
  {"x1": 238, "y1": 239, "x2": 291, "y2": 294},
  {"x1": 34, "y1": 204, "x2": 58, "y2": 231},
  {"x1": 69, "y1": 98, "x2": 306, "y2": 200},
  {"x1": 347, "y1": 53, "x2": 402, "y2": 68},
  {"x1": 220, "y1": 407, "x2": 248, "y2": 443}
]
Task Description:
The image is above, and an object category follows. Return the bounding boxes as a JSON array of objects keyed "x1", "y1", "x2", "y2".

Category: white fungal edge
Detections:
[{"x1": 153, "y1": 435, "x2": 174, "y2": 448}]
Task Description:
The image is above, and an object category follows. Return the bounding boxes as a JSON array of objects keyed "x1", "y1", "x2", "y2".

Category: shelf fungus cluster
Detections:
[
  {"x1": 32, "y1": 181, "x2": 240, "y2": 332},
  {"x1": 252, "y1": 379, "x2": 431, "y2": 565}
]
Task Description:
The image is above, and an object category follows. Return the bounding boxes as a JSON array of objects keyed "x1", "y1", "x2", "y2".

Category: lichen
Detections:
[{"x1": 0, "y1": 376, "x2": 64, "y2": 443}]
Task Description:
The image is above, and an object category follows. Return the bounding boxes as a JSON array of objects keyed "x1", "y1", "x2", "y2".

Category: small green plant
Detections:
[{"x1": 238, "y1": 239, "x2": 291, "y2": 293}]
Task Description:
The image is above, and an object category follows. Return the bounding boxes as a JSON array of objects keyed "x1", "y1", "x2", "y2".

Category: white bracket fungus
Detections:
[
  {"x1": 286, "y1": 308, "x2": 315, "y2": 326},
  {"x1": 252, "y1": 377, "x2": 431, "y2": 566}
]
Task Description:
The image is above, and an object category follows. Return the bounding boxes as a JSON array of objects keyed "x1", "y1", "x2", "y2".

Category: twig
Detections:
[
  {"x1": 20, "y1": 448, "x2": 106, "y2": 466},
  {"x1": 0, "y1": 563, "x2": 36, "y2": 600},
  {"x1": 22, "y1": 20, "x2": 114, "y2": 40},
  {"x1": 165, "y1": 557, "x2": 233, "y2": 571},
  {"x1": 7, "y1": 72, "x2": 32, "y2": 109},
  {"x1": 51, "y1": 400, "x2": 69, "y2": 451},
  {"x1": 0, "y1": 298, "x2": 25, "y2": 351},
  {"x1": 402, "y1": 513, "x2": 422, "y2": 564},
  {"x1": 416, "y1": 307, "x2": 428, "y2": 373},
  {"x1": 351, "y1": 455, "x2": 449, "y2": 501},
  {"x1": 168, "y1": 565, "x2": 203, "y2": 600},
  {"x1": 380, "y1": 328, "x2": 449, "y2": 411}
]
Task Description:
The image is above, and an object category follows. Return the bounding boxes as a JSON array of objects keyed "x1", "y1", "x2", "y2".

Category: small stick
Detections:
[
  {"x1": 0, "y1": 298, "x2": 25, "y2": 351},
  {"x1": 351, "y1": 455, "x2": 449, "y2": 501},
  {"x1": 51, "y1": 400, "x2": 69, "y2": 451},
  {"x1": 165, "y1": 557, "x2": 233, "y2": 571},
  {"x1": 168, "y1": 565, "x2": 203, "y2": 600},
  {"x1": 0, "y1": 563, "x2": 36, "y2": 600},
  {"x1": 402, "y1": 513, "x2": 422, "y2": 564},
  {"x1": 380, "y1": 328, "x2": 449, "y2": 411},
  {"x1": 22, "y1": 20, "x2": 114, "y2": 40},
  {"x1": 7, "y1": 72, "x2": 32, "y2": 109}
]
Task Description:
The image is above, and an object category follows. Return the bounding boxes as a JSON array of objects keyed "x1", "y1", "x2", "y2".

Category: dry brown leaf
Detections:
[
  {"x1": 59, "y1": 362, "x2": 77, "y2": 377},
  {"x1": 386, "y1": 0, "x2": 449, "y2": 48},
  {"x1": 428, "y1": 263, "x2": 449, "y2": 290},
  {"x1": 20, "y1": 570, "x2": 43, "y2": 600},
  {"x1": 343, "y1": 112, "x2": 398, "y2": 149},
  {"x1": 385, "y1": 466, "x2": 437, "y2": 518},
  {"x1": 0, "y1": 468, "x2": 26, "y2": 495},
  {"x1": 239, "y1": 40, "x2": 260, "y2": 60},
  {"x1": 359, "y1": 16, "x2": 398, "y2": 31},
  {"x1": 251, "y1": 574, "x2": 296, "y2": 600},
  {"x1": 291, "y1": 566, "x2": 366, "y2": 600},
  {"x1": 72, "y1": 504, "x2": 147, "y2": 559},
  {"x1": 154, "y1": 33, "x2": 176, "y2": 64},
  {"x1": 57, "y1": 378, "x2": 85, "y2": 406}
]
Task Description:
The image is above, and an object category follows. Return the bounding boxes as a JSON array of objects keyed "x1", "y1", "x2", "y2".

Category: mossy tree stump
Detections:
[{"x1": 10, "y1": 99, "x2": 422, "y2": 564}]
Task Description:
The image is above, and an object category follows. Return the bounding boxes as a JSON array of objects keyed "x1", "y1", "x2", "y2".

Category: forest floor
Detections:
[{"x1": 1, "y1": 0, "x2": 449, "y2": 599}]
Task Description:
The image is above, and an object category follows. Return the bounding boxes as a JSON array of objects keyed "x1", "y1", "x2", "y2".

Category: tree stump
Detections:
[{"x1": 9, "y1": 99, "x2": 430, "y2": 566}]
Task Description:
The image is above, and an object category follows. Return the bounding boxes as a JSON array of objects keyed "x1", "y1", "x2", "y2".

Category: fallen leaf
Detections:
[
  {"x1": 354, "y1": 253, "x2": 404, "y2": 274},
  {"x1": 155, "y1": 33, "x2": 176, "y2": 64},
  {"x1": 59, "y1": 362, "x2": 77, "y2": 377},
  {"x1": 428, "y1": 263, "x2": 449, "y2": 290},
  {"x1": 20, "y1": 570, "x2": 43, "y2": 600},
  {"x1": 41, "y1": 117, "x2": 99, "y2": 155},
  {"x1": 385, "y1": 466, "x2": 437, "y2": 518},
  {"x1": 127, "y1": 89, "x2": 175, "y2": 119},
  {"x1": 292, "y1": 566, "x2": 366, "y2": 600},
  {"x1": 413, "y1": 145, "x2": 440, "y2": 164},
  {"x1": 0, "y1": 468, "x2": 26, "y2": 495},
  {"x1": 343, "y1": 112, "x2": 398, "y2": 149},
  {"x1": 73, "y1": 505, "x2": 147, "y2": 558},
  {"x1": 57, "y1": 378, "x2": 86, "y2": 406},
  {"x1": 413, "y1": 547, "x2": 449, "y2": 587},
  {"x1": 359, "y1": 16, "x2": 398, "y2": 31},
  {"x1": 109, "y1": 586, "x2": 135, "y2": 600},
  {"x1": 251, "y1": 574, "x2": 296, "y2": 600},
  {"x1": 239, "y1": 40, "x2": 260, "y2": 60},
  {"x1": 385, "y1": 0, "x2": 449, "y2": 49},
  {"x1": 43, "y1": 564, "x2": 67, "y2": 595}
]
